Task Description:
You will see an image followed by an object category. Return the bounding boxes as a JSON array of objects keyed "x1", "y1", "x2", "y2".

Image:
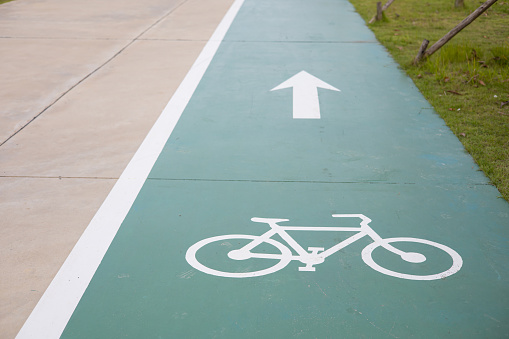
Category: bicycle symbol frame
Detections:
[{"x1": 185, "y1": 214, "x2": 463, "y2": 280}]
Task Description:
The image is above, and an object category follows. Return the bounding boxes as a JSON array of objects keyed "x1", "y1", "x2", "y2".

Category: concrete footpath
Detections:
[
  {"x1": 0, "y1": 0, "x2": 233, "y2": 337},
  {"x1": 3, "y1": 0, "x2": 509, "y2": 338}
]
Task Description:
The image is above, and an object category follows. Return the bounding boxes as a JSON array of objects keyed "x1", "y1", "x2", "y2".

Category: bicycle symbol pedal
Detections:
[{"x1": 185, "y1": 214, "x2": 463, "y2": 280}]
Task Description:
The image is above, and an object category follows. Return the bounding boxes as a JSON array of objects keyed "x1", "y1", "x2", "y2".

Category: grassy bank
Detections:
[{"x1": 349, "y1": 0, "x2": 509, "y2": 200}]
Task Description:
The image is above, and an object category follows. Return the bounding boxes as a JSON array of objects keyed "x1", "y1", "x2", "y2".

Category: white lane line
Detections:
[{"x1": 16, "y1": 1, "x2": 244, "y2": 338}]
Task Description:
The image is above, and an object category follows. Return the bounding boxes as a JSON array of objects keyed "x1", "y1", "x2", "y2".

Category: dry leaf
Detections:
[
  {"x1": 396, "y1": 46, "x2": 403, "y2": 50},
  {"x1": 479, "y1": 80, "x2": 486, "y2": 86},
  {"x1": 447, "y1": 90, "x2": 463, "y2": 95},
  {"x1": 417, "y1": 74, "x2": 423, "y2": 78},
  {"x1": 459, "y1": 133, "x2": 466, "y2": 137},
  {"x1": 444, "y1": 77, "x2": 450, "y2": 82},
  {"x1": 449, "y1": 108, "x2": 454, "y2": 111}
]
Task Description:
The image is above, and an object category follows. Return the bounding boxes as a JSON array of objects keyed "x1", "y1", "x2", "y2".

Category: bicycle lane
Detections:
[{"x1": 27, "y1": 0, "x2": 509, "y2": 337}]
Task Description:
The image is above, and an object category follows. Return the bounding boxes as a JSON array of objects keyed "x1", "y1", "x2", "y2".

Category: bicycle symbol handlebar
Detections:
[{"x1": 185, "y1": 214, "x2": 463, "y2": 280}]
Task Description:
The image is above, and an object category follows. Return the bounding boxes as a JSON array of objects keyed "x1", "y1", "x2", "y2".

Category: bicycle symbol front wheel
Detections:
[
  {"x1": 186, "y1": 234, "x2": 292, "y2": 278},
  {"x1": 361, "y1": 237, "x2": 463, "y2": 280}
]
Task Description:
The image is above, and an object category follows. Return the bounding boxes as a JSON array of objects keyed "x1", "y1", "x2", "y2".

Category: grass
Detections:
[
  {"x1": 349, "y1": 0, "x2": 509, "y2": 201},
  {"x1": 0, "y1": 0, "x2": 15, "y2": 4}
]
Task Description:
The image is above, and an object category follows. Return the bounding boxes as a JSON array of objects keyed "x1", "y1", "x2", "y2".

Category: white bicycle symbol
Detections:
[{"x1": 185, "y1": 214, "x2": 463, "y2": 280}]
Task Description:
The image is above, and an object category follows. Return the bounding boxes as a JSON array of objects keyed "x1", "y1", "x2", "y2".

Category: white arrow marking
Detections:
[{"x1": 271, "y1": 71, "x2": 340, "y2": 119}]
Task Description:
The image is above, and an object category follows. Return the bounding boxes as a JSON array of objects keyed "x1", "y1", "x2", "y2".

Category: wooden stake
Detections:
[
  {"x1": 413, "y1": 39, "x2": 430, "y2": 65},
  {"x1": 369, "y1": 0, "x2": 396, "y2": 23},
  {"x1": 376, "y1": 2, "x2": 383, "y2": 21},
  {"x1": 414, "y1": 0, "x2": 498, "y2": 63}
]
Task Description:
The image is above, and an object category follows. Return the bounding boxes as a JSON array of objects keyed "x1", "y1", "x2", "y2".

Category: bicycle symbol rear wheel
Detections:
[
  {"x1": 186, "y1": 234, "x2": 292, "y2": 278},
  {"x1": 361, "y1": 237, "x2": 463, "y2": 280}
]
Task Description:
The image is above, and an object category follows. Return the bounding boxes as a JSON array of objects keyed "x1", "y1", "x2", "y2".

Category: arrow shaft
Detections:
[{"x1": 292, "y1": 85, "x2": 320, "y2": 119}]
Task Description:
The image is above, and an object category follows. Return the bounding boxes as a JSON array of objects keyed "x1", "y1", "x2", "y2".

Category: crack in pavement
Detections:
[{"x1": 0, "y1": 0, "x2": 190, "y2": 148}]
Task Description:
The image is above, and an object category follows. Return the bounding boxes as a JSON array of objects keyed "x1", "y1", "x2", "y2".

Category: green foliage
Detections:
[
  {"x1": 349, "y1": 0, "x2": 509, "y2": 201},
  {"x1": 491, "y1": 43, "x2": 509, "y2": 66}
]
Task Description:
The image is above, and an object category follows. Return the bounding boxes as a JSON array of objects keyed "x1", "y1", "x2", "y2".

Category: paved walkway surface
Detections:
[{"x1": 3, "y1": 0, "x2": 509, "y2": 338}]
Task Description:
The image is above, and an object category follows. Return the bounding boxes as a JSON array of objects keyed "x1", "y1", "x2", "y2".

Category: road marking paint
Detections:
[
  {"x1": 16, "y1": 1, "x2": 244, "y2": 337},
  {"x1": 185, "y1": 215, "x2": 462, "y2": 279},
  {"x1": 271, "y1": 70, "x2": 340, "y2": 119}
]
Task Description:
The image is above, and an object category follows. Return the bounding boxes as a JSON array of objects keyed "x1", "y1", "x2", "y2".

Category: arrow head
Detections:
[{"x1": 271, "y1": 71, "x2": 340, "y2": 92}]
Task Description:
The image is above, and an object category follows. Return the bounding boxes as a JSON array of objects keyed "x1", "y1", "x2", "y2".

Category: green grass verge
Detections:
[
  {"x1": 349, "y1": 0, "x2": 509, "y2": 201},
  {"x1": 0, "y1": 0, "x2": 15, "y2": 4}
]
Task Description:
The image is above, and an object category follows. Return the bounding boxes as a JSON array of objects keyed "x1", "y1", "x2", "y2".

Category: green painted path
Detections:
[{"x1": 22, "y1": 0, "x2": 509, "y2": 337}]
